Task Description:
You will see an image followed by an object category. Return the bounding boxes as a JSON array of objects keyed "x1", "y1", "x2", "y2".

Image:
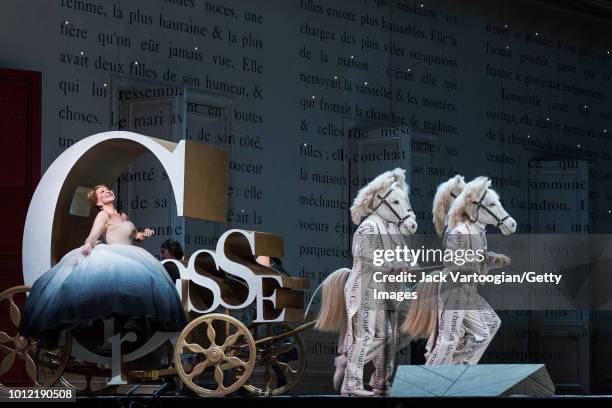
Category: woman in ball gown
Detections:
[{"x1": 19, "y1": 184, "x2": 187, "y2": 345}]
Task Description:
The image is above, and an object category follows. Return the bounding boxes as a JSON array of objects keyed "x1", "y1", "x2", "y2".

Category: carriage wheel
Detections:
[
  {"x1": 61, "y1": 318, "x2": 174, "y2": 395},
  {"x1": 59, "y1": 363, "x2": 118, "y2": 395},
  {"x1": 175, "y1": 313, "x2": 256, "y2": 396},
  {"x1": 0, "y1": 285, "x2": 71, "y2": 393},
  {"x1": 240, "y1": 323, "x2": 307, "y2": 396}
]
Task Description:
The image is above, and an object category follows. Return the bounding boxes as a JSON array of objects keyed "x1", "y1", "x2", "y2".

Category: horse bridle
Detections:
[
  {"x1": 469, "y1": 189, "x2": 510, "y2": 228},
  {"x1": 372, "y1": 189, "x2": 415, "y2": 227}
]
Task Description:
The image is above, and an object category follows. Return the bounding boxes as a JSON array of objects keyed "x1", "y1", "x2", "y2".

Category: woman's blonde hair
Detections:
[{"x1": 87, "y1": 184, "x2": 108, "y2": 209}]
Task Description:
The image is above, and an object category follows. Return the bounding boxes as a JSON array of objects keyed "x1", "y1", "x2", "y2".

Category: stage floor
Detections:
[
  {"x1": 3, "y1": 394, "x2": 612, "y2": 408},
  {"x1": 72, "y1": 394, "x2": 612, "y2": 407}
]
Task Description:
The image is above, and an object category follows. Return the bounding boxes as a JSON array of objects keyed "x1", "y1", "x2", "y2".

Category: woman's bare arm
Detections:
[
  {"x1": 82, "y1": 211, "x2": 110, "y2": 255},
  {"x1": 120, "y1": 212, "x2": 154, "y2": 242},
  {"x1": 135, "y1": 228, "x2": 155, "y2": 241}
]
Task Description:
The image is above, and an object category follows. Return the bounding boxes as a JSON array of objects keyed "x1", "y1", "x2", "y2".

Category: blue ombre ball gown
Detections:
[{"x1": 19, "y1": 220, "x2": 187, "y2": 344}]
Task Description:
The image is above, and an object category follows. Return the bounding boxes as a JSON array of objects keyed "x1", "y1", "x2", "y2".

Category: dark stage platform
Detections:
[{"x1": 67, "y1": 394, "x2": 612, "y2": 408}]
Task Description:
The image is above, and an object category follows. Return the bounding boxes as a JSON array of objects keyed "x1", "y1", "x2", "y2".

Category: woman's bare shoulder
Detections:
[{"x1": 94, "y1": 210, "x2": 111, "y2": 221}]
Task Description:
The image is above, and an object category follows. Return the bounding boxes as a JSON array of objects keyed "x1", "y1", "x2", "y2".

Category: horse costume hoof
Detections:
[
  {"x1": 333, "y1": 355, "x2": 347, "y2": 391},
  {"x1": 372, "y1": 388, "x2": 389, "y2": 396},
  {"x1": 341, "y1": 389, "x2": 375, "y2": 397}
]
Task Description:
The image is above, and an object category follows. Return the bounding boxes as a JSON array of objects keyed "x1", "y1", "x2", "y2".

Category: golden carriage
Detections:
[
  {"x1": 0, "y1": 241, "x2": 314, "y2": 397},
  {"x1": 0, "y1": 133, "x2": 314, "y2": 397}
]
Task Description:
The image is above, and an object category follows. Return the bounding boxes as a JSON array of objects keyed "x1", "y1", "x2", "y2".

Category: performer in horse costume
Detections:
[
  {"x1": 314, "y1": 168, "x2": 418, "y2": 396},
  {"x1": 402, "y1": 177, "x2": 515, "y2": 364},
  {"x1": 432, "y1": 175, "x2": 466, "y2": 241},
  {"x1": 398, "y1": 174, "x2": 465, "y2": 358}
]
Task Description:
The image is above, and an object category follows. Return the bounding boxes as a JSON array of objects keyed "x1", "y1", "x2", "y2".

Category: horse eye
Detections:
[{"x1": 393, "y1": 200, "x2": 400, "y2": 204}]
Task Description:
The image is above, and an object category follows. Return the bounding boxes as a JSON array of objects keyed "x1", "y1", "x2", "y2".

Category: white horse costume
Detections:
[
  {"x1": 314, "y1": 169, "x2": 418, "y2": 396},
  {"x1": 432, "y1": 175, "x2": 466, "y2": 244},
  {"x1": 403, "y1": 177, "x2": 516, "y2": 365}
]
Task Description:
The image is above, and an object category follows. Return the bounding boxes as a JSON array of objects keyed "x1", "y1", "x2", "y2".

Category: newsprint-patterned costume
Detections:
[
  {"x1": 341, "y1": 213, "x2": 413, "y2": 393},
  {"x1": 425, "y1": 220, "x2": 501, "y2": 364}
]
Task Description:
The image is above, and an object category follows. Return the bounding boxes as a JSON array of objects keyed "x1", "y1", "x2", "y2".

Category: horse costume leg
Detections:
[
  {"x1": 342, "y1": 308, "x2": 394, "y2": 395},
  {"x1": 451, "y1": 295, "x2": 500, "y2": 364},
  {"x1": 334, "y1": 311, "x2": 403, "y2": 393},
  {"x1": 425, "y1": 309, "x2": 466, "y2": 364},
  {"x1": 368, "y1": 310, "x2": 397, "y2": 395},
  {"x1": 333, "y1": 334, "x2": 347, "y2": 391},
  {"x1": 341, "y1": 310, "x2": 374, "y2": 395},
  {"x1": 343, "y1": 298, "x2": 399, "y2": 395},
  {"x1": 425, "y1": 283, "x2": 470, "y2": 365}
]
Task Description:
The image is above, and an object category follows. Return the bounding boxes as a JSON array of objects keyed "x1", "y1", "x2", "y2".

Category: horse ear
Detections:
[
  {"x1": 394, "y1": 168, "x2": 410, "y2": 193},
  {"x1": 392, "y1": 168, "x2": 406, "y2": 183},
  {"x1": 466, "y1": 185, "x2": 477, "y2": 202},
  {"x1": 432, "y1": 181, "x2": 450, "y2": 236},
  {"x1": 456, "y1": 175, "x2": 466, "y2": 190},
  {"x1": 350, "y1": 190, "x2": 374, "y2": 225},
  {"x1": 448, "y1": 193, "x2": 463, "y2": 230},
  {"x1": 466, "y1": 179, "x2": 483, "y2": 217}
]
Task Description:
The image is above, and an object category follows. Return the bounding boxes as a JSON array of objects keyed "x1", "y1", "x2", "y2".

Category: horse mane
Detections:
[
  {"x1": 448, "y1": 176, "x2": 491, "y2": 230},
  {"x1": 350, "y1": 168, "x2": 407, "y2": 225},
  {"x1": 432, "y1": 175, "x2": 465, "y2": 236}
]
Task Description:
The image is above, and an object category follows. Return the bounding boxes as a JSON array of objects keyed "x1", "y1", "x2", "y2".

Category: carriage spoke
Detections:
[
  {"x1": 182, "y1": 342, "x2": 206, "y2": 355},
  {"x1": 0, "y1": 332, "x2": 12, "y2": 344},
  {"x1": 0, "y1": 343, "x2": 16, "y2": 355},
  {"x1": 276, "y1": 361, "x2": 299, "y2": 381},
  {"x1": 223, "y1": 356, "x2": 247, "y2": 368},
  {"x1": 222, "y1": 331, "x2": 242, "y2": 350},
  {"x1": 40, "y1": 349, "x2": 61, "y2": 367},
  {"x1": 9, "y1": 299, "x2": 21, "y2": 328},
  {"x1": 264, "y1": 361, "x2": 271, "y2": 381},
  {"x1": 214, "y1": 365, "x2": 226, "y2": 391},
  {"x1": 41, "y1": 356, "x2": 62, "y2": 371},
  {"x1": 0, "y1": 352, "x2": 16, "y2": 376},
  {"x1": 206, "y1": 322, "x2": 217, "y2": 346},
  {"x1": 262, "y1": 368, "x2": 272, "y2": 396},
  {"x1": 24, "y1": 353, "x2": 39, "y2": 385},
  {"x1": 263, "y1": 362, "x2": 272, "y2": 395},
  {"x1": 83, "y1": 375, "x2": 95, "y2": 393},
  {"x1": 276, "y1": 341, "x2": 296, "y2": 355},
  {"x1": 186, "y1": 360, "x2": 210, "y2": 380},
  {"x1": 264, "y1": 381, "x2": 271, "y2": 396}
]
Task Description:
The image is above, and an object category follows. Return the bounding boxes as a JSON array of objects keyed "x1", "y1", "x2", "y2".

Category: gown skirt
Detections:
[{"x1": 19, "y1": 243, "x2": 187, "y2": 344}]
